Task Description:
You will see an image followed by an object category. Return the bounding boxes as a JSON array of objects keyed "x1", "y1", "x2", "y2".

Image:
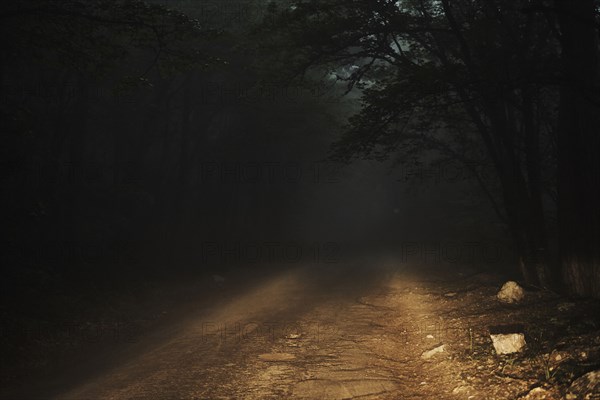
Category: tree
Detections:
[
  {"x1": 0, "y1": 0, "x2": 218, "y2": 269},
  {"x1": 259, "y1": 0, "x2": 562, "y2": 288},
  {"x1": 555, "y1": 0, "x2": 600, "y2": 296}
]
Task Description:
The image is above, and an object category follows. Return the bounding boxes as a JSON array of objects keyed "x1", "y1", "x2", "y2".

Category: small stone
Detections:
[
  {"x1": 497, "y1": 281, "x2": 525, "y2": 303},
  {"x1": 521, "y1": 387, "x2": 559, "y2": 399},
  {"x1": 421, "y1": 344, "x2": 446, "y2": 359},
  {"x1": 558, "y1": 302, "x2": 575, "y2": 312},
  {"x1": 426, "y1": 334, "x2": 434, "y2": 339},
  {"x1": 452, "y1": 385, "x2": 471, "y2": 394},
  {"x1": 445, "y1": 292, "x2": 457, "y2": 297},
  {"x1": 490, "y1": 333, "x2": 526, "y2": 354}
]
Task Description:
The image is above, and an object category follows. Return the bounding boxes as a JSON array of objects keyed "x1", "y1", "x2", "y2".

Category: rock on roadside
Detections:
[
  {"x1": 497, "y1": 281, "x2": 525, "y2": 304},
  {"x1": 520, "y1": 386, "x2": 561, "y2": 400},
  {"x1": 421, "y1": 344, "x2": 446, "y2": 359},
  {"x1": 490, "y1": 333, "x2": 526, "y2": 354}
]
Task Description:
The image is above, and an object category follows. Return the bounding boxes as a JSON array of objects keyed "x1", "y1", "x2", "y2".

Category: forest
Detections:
[{"x1": 1, "y1": 1, "x2": 600, "y2": 399}]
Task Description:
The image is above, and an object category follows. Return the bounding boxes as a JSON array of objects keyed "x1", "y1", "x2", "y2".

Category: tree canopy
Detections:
[{"x1": 259, "y1": 0, "x2": 600, "y2": 296}]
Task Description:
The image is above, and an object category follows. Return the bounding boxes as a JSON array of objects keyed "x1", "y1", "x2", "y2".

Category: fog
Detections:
[{"x1": 5, "y1": 1, "x2": 598, "y2": 399}]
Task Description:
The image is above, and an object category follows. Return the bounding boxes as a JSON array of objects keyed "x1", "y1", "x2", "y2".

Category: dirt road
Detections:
[
  {"x1": 50, "y1": 260, "x2": 461, "y2": 399},
  {"x1": 20, "y1": 258, "x2": 595, "y2": 399}
]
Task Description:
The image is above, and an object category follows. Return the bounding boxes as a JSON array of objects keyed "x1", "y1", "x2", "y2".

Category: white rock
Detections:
[
  {"x1": 497, "y1": 281, "x2": 524, "y2": 303},
  {"x1": 452, "y1": 385, "x2": 472, "y2": 394},
  {"x1": 490, "y1": 333, "x2": 526, "y2": 354},
  {"x1": 421, "y1": 344, "x2": 446, "y2": 359},
  {"x1": 521, "y1": 387, "x2": 555, "y2": 399}
]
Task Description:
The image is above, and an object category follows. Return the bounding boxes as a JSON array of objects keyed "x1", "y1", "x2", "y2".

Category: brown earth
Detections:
[{"x1": 2, "y1": 259, "x2": 600, "y2": 399}]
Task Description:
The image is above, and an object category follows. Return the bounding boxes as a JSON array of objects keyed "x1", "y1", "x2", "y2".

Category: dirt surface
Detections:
[{"x1": 4, "y1": 259, "x2": 600, "y2": 399}]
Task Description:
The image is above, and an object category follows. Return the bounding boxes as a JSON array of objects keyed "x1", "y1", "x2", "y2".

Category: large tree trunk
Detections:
[
  {"x1": 486, "y1": 95, "x2": 548, "y2": 287},
  {"x1": 63, "y1": 73, "x2": 90, "y2": 242},
  {"x1": 174, "y1": 73, "x2": 194, "y2": 231},
  {"x1": 556, "y1": 0, "x2": 600, "y2": 297},
  {"x1": 522, "y1": 88, "x2": 557, "y2": 289}
]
